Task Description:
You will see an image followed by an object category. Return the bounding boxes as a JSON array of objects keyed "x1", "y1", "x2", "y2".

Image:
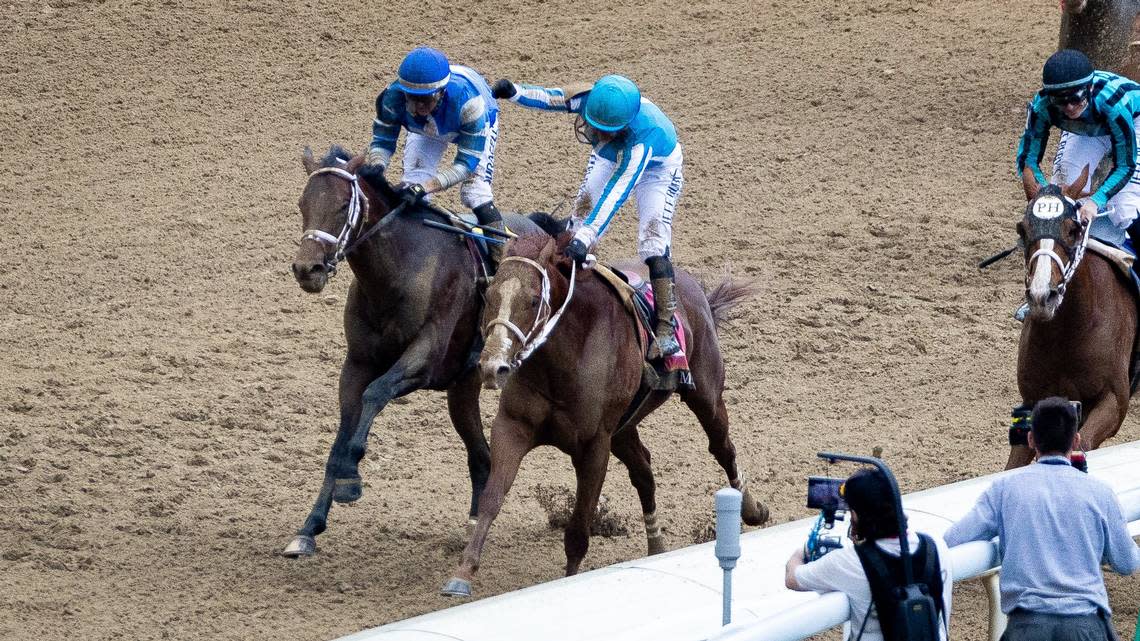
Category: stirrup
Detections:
[{"x1": 651, "y1": 333, "x2": 681, "y2": 359}]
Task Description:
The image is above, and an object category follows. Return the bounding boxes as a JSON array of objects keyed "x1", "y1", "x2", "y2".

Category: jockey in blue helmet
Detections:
[
  {"x1": 490, "y1": 74, "x2": 686, "y2": 359},
  {"x1": 362, "y1": 46, "x2": 506, "y2": 267}
]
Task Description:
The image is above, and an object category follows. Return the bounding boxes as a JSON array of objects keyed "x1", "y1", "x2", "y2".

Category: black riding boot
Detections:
[
  {"x1": 473, "y1": 202, "x2": 506, "y2": 274},
  {"x1": 1127, "y1": 217, "x2": 1140, "y2": 253},
  {"x1": 645, "y1": 254, "x2": 682, "y2": 359}
]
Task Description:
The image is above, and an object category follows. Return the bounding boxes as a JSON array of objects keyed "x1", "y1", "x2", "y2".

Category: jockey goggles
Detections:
[{"x1": 1047, "y1": 86, "x2": 1089, "y2": 107}]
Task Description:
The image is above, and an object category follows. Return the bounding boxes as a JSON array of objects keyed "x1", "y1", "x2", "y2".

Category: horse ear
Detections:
[
  {"x1": 1022, "y1": 169, "x2": 1041, "y2": 202},
  {"x1": 302, "y1": 146, "x2": 319, "y2": 174},
  {"x1": 1062, "y1": 165, "x2": 1092, "y2": 200},
  {"x1": 345, "y1": 155, "x2": 365, "y2": 173},
  {"x1": 538, "y1": 237, "x2": 557, "y2": 264}
]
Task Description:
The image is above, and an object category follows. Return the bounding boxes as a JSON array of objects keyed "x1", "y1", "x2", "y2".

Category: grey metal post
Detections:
[{"x1": 715, "y1": 487, "x2": 742, "y2": 626}]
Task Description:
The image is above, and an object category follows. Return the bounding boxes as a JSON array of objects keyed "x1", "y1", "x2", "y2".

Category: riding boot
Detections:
[
  {"x1": 473, "y1": 202, "x2": 506, "y2": 275},
  {"x1": 1126, "y1": 216, "x2": 1140, "y2": 255},
  {"x1": 645, "y1": 255, "x2": 682, "y2": 359}
]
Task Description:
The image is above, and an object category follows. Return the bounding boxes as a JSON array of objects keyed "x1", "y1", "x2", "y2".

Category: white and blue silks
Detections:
[
  {"x1": 370, "y1": 65, "x2": 499, "y2": 209},
  {"x1": 510, "y1": 83, "x2": 684, "y2": 260}
]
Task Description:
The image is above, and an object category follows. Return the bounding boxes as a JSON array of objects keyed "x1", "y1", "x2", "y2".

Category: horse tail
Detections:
[{"x1": 704, "y1": 278, "x2": 759, "y2": 332}]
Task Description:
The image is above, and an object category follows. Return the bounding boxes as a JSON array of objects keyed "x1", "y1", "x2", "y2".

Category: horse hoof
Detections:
[
  {"x1": 282, "y1": 535, "x2": 317, "y2": 557},
  {"x1": 332, "y1": 477, "x2": 362, "y2": 504},
  {"x1": 647, "y1": 534, "x2": 667, "y2": 556},
  {"x1": 740, "y1": 487, "x2": 770, "y2": 526},
  {"x1": 441, "y1": 577, "x2": 473, "y2": 597}
]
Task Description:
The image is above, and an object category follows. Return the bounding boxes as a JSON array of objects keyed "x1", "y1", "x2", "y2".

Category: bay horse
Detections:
[
  {"x1": 1010, "y1": 168, "x2": 1137, "y2": 468},
  {"x1": 441, "y1": 230, "x2": 769, "y2": 597},
  {"x1": 284, "y1": 146, "x2": 550, "y2": 556},
  {"x1": 1059, "y1": 0, "x2": 1140, "y2": 79}
]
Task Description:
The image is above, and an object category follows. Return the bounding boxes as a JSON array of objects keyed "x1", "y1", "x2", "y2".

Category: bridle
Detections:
[
  {"x1": 483, "y1": 256, "x2": 578, "y2": 367},
  {"x1": 1025, "y1": 196, "x2": 1092, "y2": 304},
  {"x1": 299, "y1": 167, "x2": 370, "y2": 276}
]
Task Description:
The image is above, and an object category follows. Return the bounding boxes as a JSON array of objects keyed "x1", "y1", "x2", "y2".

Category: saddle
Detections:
[
  {"x1": 1087, "y1": 219, "x2": 1140, "y2": 394},
  {"x1": 591, "y1": 262, "x2": 694, "y2": 393}
]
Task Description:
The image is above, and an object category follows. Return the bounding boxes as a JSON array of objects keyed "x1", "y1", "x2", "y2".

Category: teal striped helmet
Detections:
[{"x1": 583, "y1": 75, "x2": 641, "y2": 132}]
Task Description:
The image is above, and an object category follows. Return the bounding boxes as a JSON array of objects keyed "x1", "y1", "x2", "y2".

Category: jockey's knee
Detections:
[{"x1": 460, "y1": 180, "x2": 494, "y2": 211}]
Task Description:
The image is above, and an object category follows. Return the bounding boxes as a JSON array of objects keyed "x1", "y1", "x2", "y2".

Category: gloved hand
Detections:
[
  {"x1": 397, "y1": 182, "x2": 427, "y2": 206},
  {"x1": 564, "y1": 238, "x2": 588, "y2": 265},
  {"x1": 1077, "y1": 199, "x2": 1098, "y2": 225},
  {"x1": 358, "y1": 162, "x2": 384, "y2": 185},
  {"x1": 491, "y1": 78, "x2": 517, "y2": 100}
]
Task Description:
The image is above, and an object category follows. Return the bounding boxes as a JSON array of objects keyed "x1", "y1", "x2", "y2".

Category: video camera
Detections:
[{"x1": 804, "y1": 476, "x2": 848, "y2": 561}]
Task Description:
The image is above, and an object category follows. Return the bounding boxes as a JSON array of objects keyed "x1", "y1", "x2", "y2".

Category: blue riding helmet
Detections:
[
  {"x1": 397, "y1": 47, "x2": 451, "y2": 95},
  {"x1": 583, "y1": 75, "x2": 642, "y2": 132},
  {"x1": 1042, "y1": 49, "x2": 1094, "y2": 94}
]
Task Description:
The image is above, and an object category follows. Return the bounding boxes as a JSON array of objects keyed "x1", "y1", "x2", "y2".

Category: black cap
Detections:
[{"x1": 1042, "y1": 49, "x2": 1094, "y2": 94}]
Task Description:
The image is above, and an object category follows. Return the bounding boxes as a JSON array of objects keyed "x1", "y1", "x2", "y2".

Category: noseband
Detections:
[
  {"x1": 300, "y1": 167, "x2": 369, "y2": 275},
  {"x1": 1026, "y1": 197, "x2": 1091, "y2": 304},
  {"x1": 484, "y1": 256, "x2": 578, "y2": 368}
]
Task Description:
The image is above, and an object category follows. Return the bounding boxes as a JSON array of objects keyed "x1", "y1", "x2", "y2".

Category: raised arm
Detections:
[{"x1": 492, "y1": 79, "x2": 593, "y2": 112}]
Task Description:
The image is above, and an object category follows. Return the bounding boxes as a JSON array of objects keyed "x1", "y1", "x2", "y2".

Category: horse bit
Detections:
[{"x1": 484, "y1": 256, "x2": 578, "y2": 368}]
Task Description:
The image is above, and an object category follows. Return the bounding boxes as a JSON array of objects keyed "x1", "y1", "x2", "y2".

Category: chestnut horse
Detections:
[
  {"x1": 441, "y1": 230, "x2": 769, "y2": 597},
  {"x1": 1010, "y1": 169, "x2": 1137, "y2": 468},
  {"x1": 283, "y1": 146, "x2": 551, "y2": 556}
]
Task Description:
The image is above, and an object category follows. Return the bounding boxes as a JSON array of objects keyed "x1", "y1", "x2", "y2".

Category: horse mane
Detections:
[
  {"x1": 526, "y1": 212, "x2": 571, "y2": 237},
  {"x1": 507, "y1": 231, "x2": 555, "y2": 259},
  {"x1": 319, "y1": 145, "x2": 356, "y2": 168}
]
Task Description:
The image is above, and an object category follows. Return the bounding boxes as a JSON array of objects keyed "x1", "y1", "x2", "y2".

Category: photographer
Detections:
[
  {"x1": 785, "y1": 469, "x2": 952, "y2": 641},
  {"x1": 944, "y1": 397, "x2": 1140, "y2": 641}
]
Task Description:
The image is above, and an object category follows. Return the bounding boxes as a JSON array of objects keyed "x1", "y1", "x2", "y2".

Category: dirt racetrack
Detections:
[{"x1": 2, "y1": 0, "x2": 1139, "y2": 639}]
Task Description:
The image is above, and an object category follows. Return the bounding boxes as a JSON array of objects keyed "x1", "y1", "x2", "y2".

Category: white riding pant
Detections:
[
  {"x1": 574, "y1": 146, "x2": 684, "y2": 261},
  {"x1": 1052, "y1": 129, "x2": 1140, "y2": 229},
  {"x1": 402, "y1": 117, "x2": 499, "y2": 209}
]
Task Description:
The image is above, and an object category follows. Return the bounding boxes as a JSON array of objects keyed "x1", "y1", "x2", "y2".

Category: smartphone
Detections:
[{"x1": 807, "y1": 476, "x2": 848, "y2": 511}]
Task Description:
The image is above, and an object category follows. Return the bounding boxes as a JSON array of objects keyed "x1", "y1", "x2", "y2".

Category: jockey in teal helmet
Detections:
[
  {"x1": 1013, "y1": 48, "x2": 1140, "y2": 321},
  {"x1": 362, "y1": 47, "x2": 507, "y2": 268},
  {"x1": 490, "y1": 73, "x2": 686, "y2": 359}
]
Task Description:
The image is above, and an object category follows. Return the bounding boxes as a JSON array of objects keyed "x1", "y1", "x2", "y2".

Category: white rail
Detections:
[{"x1": 336, "y1": 441, "x2": 1140, "y2": 641}]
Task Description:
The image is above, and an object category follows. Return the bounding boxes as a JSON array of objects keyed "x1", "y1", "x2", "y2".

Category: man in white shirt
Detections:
[{"x1": 785, "y1": 469, "x2": 953, "y2": 641}]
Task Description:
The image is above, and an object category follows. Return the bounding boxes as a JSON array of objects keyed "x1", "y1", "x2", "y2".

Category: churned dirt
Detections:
[{"x1": 2, "y1": 0, "x2": 1137, "y2": 639}]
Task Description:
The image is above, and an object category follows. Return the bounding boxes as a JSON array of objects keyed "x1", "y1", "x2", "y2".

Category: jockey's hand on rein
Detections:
[
  {"x1": 397, "y1": 182, "x2": 427, "y2": 206},
  {"x1": 491, "y1": 78, "x2": 517, "y2": 100},
  {"x1": 565, "y1": 238, "x2": 588, "y2": 265}
]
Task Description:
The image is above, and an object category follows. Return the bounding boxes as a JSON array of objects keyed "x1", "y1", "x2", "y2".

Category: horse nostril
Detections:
[{"x1": 495, "y1": 365, "x2": 510, "y2": 379}]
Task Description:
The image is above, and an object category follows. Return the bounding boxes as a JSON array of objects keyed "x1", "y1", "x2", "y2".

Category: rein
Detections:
[
  {"x1": 1028, "y1": 212, "x2": 1092, "y2": 302},
  {"x1": 484, "y1": 256, "x2": 578, "y2": 367}
]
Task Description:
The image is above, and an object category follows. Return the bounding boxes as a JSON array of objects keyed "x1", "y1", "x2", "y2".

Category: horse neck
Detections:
[
  {"x1": 1044, "y1": 257, "x2": 1100, "y2": 329},
  {"x1": 1060, "y1": 1, "x2": 1136, "y2": 72},
  {"x1": 343, "y1": 192, "x2": 405, "y2": 300},
  {"x1": 524, "y1": 268, "x2": 622, "y2": 372}
]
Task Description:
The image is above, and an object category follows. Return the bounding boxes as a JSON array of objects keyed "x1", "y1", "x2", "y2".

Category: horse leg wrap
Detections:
[{"x1": 644, "y1": 511, "x2": 666, "y2": 555}]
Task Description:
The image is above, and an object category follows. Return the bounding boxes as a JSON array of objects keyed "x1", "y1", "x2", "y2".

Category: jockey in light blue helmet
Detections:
[
  {"x1": 491, "y1": 72, "x2": 686, "y2": 359},
  {"x1": 582, "y1": 75, "x2": 641, "y2": 132},
  {"x1": 362, "y1": 47, "x2": 506, "y2": 268}
]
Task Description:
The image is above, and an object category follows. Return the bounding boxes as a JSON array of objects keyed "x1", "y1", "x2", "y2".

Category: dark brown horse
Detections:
[
  {"x1": 283, "y1": 146, "x2": 549, "y2": 556},
  {"x1": 441, "y1": 230, "x2": 769, "y2": 596},
  {"x1": 1059, "y1": 0, "x2": 1140, "y2": 78},
  {"x1": 1010, "y1": 169, "x2": 1137, "y2": 468}
]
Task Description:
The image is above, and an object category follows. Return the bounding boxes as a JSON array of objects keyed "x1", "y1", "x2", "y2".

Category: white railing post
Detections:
[
  {"x1": 715, "y1": 488, "x2": 743, "y2": 626},
  {"x1": 982, "y1": 571, "x2": 1007, "y2": 641}
]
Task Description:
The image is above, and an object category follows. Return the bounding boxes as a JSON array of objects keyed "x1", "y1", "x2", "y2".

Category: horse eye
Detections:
[{"x1": 530, "y1": 295, "x2": 540, "y2": 308}]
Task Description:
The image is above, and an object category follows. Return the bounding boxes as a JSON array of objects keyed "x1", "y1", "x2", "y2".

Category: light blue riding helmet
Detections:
[
  {"x1": 583, "y1": 74, "x2": 641, "y2": 132},
  {"x1": 397, "y1": 47, "x2": 451, "y2": 95}
]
